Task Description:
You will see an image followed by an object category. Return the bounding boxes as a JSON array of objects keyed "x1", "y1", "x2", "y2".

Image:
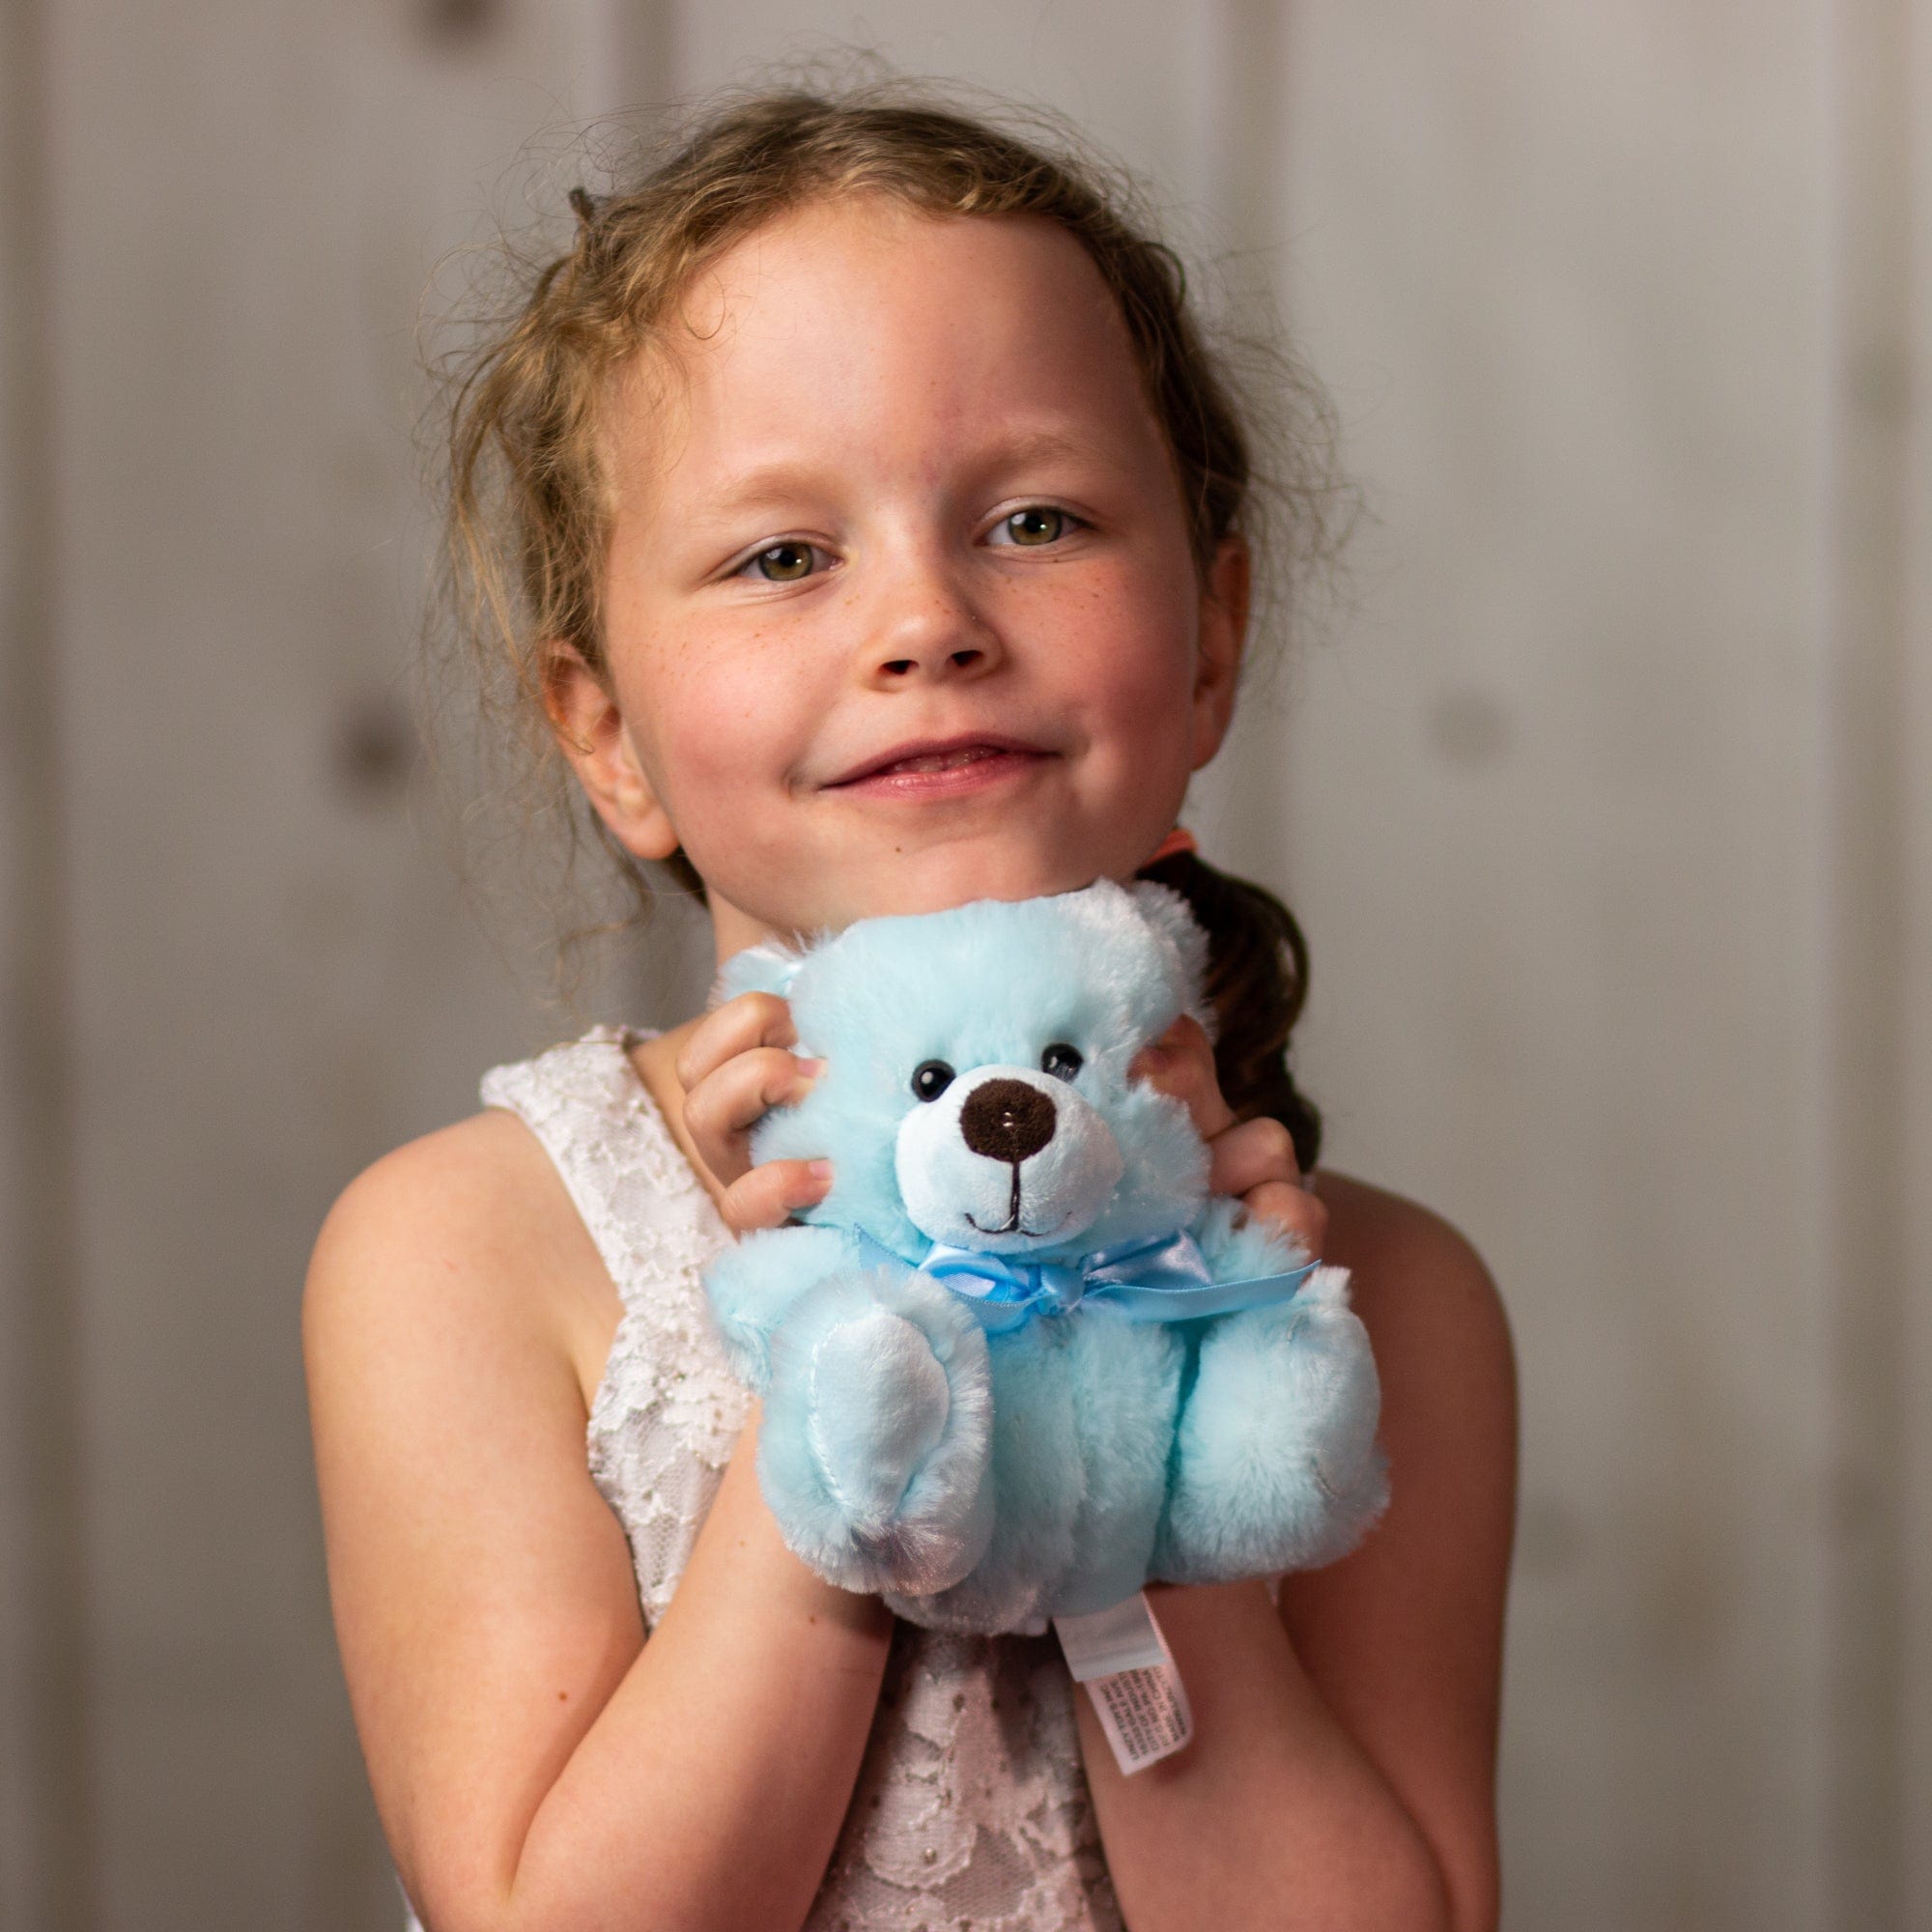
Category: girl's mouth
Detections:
[
  {"x1": 880, "y1": 745, "x2": 1008, "y2": 776},
  {"x1": 825, "y1": 736, "x2": 1053, "y2": 799}
]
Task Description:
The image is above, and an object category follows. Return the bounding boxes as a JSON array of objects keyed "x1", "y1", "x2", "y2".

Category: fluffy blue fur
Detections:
[{"x1": 701, "y1": 880, "x2": 1388, "y2": 1634}]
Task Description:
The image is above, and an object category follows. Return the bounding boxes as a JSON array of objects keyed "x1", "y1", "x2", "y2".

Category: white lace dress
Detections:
[{"x1": 403, "y1": 1024, "x2": 1122, "y2": 1932}]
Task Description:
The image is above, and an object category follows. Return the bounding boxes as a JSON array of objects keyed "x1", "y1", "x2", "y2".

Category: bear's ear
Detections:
[
  {"x1": 1125, "y1": 881, "x2": 1215, "y2": 1037},
  {"x1": 713, "y1": 940, "x2": 804, "y2": 1007}
]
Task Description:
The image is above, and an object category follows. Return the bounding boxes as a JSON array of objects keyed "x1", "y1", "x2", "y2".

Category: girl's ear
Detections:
[
  {"x1": 542, "y1": 640, "x2": 682, "y2": 861},
  {"x1": 1191, "y1": 535, "x2": 1250, "y2": 771}
]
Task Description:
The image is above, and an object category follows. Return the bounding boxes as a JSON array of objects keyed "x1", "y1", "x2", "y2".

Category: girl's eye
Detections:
[
  {"x1": 911, "y1": 1060, "x2": 956, "y2": 1102},
  {"x1": 1039, "y1": 1042, "x2": 1083, "y2": 1082},
  {"x1": 739, "y1": 540, "x2": 824, "y2": 582},
  {"x1": 991, "y1": 506, "x2": 1069, "y2": 548}
]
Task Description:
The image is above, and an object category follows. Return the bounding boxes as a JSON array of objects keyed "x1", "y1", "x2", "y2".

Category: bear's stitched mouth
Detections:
[
  {"x1": 964, "y1": 1210, "x2": 1067, "y2": 1239},
  {"x1": 967, "y1": 1159, "x2": 1023, "y2": 1236},
  {"x1": 964, "y1": 1167, "x2": 1066, "y2": 1240}
]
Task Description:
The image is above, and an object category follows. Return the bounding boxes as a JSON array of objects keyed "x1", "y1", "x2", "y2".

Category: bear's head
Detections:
[{"x1": 721, "y1": 881, "x2": 1216, "y2": 1264}]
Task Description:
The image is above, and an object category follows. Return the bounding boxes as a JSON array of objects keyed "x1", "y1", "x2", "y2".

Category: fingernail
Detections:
[
  {"x1": 805, "y1": 1159, "x2": 834, "y2": 1186},
  {"x1": 793, "y1": 1056, "x2": 827, "y2": 1079}
]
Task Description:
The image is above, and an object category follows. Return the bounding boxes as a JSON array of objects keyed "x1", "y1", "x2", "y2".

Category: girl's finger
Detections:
[
  {"x1": 1207, "y1": 1116, "x2": 1300, "y2": 1200},
  {"x1": 1234, "y1": 1178, "x2": 1328, "y2": 1263},
  {"x1": 1129, "y1": 1014, "x2": 1236, "y2": 1140},
  {"x1": 675, "y1": 990, "x2": 798, "y2": 1091},
  {"x1": 719, "y1": 1157, "x2": 833, "y2": 1236},
  {"x1": 682, "y1": 1044, "x2": 822, "y2": 1186}
]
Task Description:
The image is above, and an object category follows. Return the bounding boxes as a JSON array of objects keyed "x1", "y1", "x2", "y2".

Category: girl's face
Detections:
[{"x1": 559, "y1": 194, "x2": 1247, "y2": 953}]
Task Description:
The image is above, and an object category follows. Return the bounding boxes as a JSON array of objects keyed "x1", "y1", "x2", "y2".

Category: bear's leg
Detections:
[
  {"x1": 886, "y1": 1323, "x2": 1082, "y2": 1634},
  {"x1": 1152, "y1": 1266, "x2": 1388, "y2": 1586},
  {"x1": 1057, "y1": 1314, "x2": 1183, "y2": 1617},
  {"x1": 758, "y1": 1264, "x2": 995, "y2": 1598},
  {"x1": 888, "y1": 1314, "x2": 1184, "y2": 1634}
]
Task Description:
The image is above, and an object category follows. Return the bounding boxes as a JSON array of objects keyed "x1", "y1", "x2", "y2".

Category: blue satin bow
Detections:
[{"x1": 860, "y1": 1227, "x2": 1317, "y2": 1333}]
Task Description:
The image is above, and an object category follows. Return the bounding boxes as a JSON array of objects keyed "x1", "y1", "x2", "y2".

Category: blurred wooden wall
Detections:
[
  {"x1": 0, "y1": 3, "x2": 1925, "y2": 1928},
  {"x1": 0, "y1": 1, "x2": 673, "y2": 1924}
]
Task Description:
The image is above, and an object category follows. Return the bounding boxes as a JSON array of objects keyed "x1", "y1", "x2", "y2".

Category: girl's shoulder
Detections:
[
  {"x1": 304, "y1": 1029, "x2": 696, "y2": 1415},
  {"x1": 304, "y1": 1106, "x2": 618, "y2": 1416},
  {"x1": 1313, "y1": 1168, "x2": 1515, "y2": 1395},
  {"x1": 1304, "y1": 1167, "x2": 1518, "y2": 1588}
]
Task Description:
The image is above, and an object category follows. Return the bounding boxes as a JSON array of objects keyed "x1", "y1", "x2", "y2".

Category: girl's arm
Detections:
[
  {"x1": 304, "y1": 1108, "x2": 893, "y2": 1932},
  {"x1": 1074, "y1": 1179, "x2": 1516, "y2": 1932}
]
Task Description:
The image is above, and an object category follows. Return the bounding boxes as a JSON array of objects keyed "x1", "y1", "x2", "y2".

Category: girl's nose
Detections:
[{"x1": 861, "y1": 552, "x2": 1004, "y2": 686}]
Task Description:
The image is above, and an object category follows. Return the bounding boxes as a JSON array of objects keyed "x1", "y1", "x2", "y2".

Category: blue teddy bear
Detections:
[{"x1": 703, "y1": 880, "x2": 1387, "y2": 1635}]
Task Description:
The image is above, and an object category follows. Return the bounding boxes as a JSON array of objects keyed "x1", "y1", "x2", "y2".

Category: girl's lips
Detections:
[{"x1": 824, "y1": 738, "x2": 1055, "y2": 800}]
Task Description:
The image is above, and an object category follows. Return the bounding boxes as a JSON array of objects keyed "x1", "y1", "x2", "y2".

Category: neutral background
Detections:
[{"x1": 3, "y1": 4, "x2": 1928, "y2": 1928}]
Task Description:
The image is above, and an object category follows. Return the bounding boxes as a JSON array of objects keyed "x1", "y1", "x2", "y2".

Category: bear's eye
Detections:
[
  {"x1": 1040, "y1": 1042, "x2": 1084, "y2": 1082},
  {"x1": 910, "y1": 1060, "x2": 956, "y2": 1102}
]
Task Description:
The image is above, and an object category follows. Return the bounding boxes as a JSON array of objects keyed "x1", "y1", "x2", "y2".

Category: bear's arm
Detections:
[
  {"x1": 1191, "y1": 1193, "x2": 1318, "y2": 1283},
  {"x1": 702, "y1": 1224, "x2": 859, "y2": 1391}
]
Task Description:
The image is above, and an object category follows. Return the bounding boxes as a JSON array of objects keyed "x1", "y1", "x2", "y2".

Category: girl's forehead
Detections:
[{"x1": 607, "y1": 197, "x2": 1167, "y2": 497}]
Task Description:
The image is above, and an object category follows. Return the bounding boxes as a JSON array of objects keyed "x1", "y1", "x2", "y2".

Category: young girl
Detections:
[{"x1": 305, "y1": 86, "x2": 1517, "y2": 1932}]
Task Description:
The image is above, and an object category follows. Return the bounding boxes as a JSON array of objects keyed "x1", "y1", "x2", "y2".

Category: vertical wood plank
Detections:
[
  {"x1": 668, "y1": 1, "x2": 1220, "y2": 218},
  {"x1": 1824, "y1": 7, "x2": 1916, "y2": 1924},
  {"x1": 0, "y1": 0, "x2": 96, "y2": 1922},
  {"x1": 1888, "y1": 3, "x2": 1932, "y2": 1925}
]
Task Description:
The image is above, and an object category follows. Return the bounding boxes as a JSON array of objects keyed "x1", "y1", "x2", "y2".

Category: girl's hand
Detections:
[
  {"x1": 1129, "y1": 1015, "x2": 1328, "y2": 1261},
  {"x1": 675, "y1": 992, "x2": 831, "y2": 1233}
]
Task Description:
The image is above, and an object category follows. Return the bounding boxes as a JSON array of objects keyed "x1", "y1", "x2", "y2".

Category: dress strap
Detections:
[{"x1": 479, "y1": 1024, "x2": 728, "y2": 1322}]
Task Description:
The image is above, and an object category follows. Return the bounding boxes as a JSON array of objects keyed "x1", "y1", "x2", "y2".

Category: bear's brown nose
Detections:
[{"x1": 959, "y1": 1078, "x2": 1057, "y2": 1164}]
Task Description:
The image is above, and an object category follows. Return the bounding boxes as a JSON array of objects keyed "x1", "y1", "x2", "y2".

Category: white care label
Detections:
[{"x1": 1054, "y1": 1592, "x2": 1193, "y2": 1776}]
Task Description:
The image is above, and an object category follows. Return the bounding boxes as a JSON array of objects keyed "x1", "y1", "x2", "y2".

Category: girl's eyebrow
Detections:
[
  {"x1": 959, "y1": 422, "x2": 1127, "y2": 481},
  {"x1": 971, "y1": 424, "x2": 1096, "y2": 469},
  {"x1": 692, "y1": 424, "x2": 1118, "y2": 531},
  {"x1": 692, "y1": 459, "x2": 840, "y2": 527}
]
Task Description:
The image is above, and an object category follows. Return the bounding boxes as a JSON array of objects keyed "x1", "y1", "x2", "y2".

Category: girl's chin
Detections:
[
  {"x1": 834, "y1": 838, "x2": 1142, "y2": 921},
  {"x1": 704, "y1": 819, "x2": 1176, "y2": 945}
]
